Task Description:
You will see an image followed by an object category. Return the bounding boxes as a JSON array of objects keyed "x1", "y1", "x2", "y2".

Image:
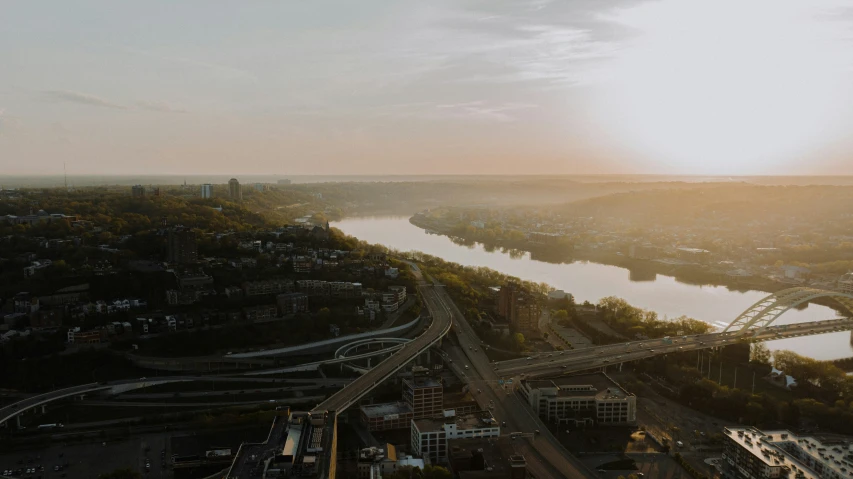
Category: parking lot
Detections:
[{"x1": 0, "y1": 432, "x2": 171, "y2": 479}]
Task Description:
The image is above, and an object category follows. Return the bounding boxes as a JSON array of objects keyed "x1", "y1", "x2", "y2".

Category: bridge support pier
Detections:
[
  {"x1": 41, "y1": 405, "x2": 46, "y2": 414},
  {"x1": 16, "y1": 415, "x2": 21, "y2": 429}
]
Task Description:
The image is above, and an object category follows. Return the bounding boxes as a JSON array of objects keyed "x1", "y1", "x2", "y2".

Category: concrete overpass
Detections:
[
  {"x1": 311, "y1": 285, "x2": 453, "y2": 412},
  {"x1": 495, "y1": 317, "x2": 853, "y2": 378},
  {"x1": 305, "y1": 284, "x2": 454, "y2": 479},
  {"x1": 0, "y1": 376, "x2": 345, "y2": 428}
]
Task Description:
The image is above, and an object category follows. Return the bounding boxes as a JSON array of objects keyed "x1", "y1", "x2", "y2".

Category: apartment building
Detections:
[
  {"x1": 242, "y1": 279, "x2": 294, "y2": 297},
  {"x1": 382, "y1": 286, "x2": 407, "y2": 312},
  {"x1": 277, "y1": 293, "x2": 309, "y2": 314},
  {"x1": 723, "y1": 427, "x2": 853, "y2": 479},
  {"x1": 328, "y1": 282, "x2": 363, "y2": 299}
]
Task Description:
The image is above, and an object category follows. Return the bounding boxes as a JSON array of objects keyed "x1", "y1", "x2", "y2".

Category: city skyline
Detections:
[{"x1": 3, "y1": 1, "x2": 853, "y2": 176}]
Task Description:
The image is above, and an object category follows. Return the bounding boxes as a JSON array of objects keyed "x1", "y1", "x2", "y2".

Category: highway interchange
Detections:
[{"x1": 4, "y1": 257, "x2": 853, "y2": 479}]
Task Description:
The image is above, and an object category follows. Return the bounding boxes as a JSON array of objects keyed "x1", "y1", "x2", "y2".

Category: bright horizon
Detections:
[{"x1": 3, "y1": 1, "x2": 853, "y2": 176}]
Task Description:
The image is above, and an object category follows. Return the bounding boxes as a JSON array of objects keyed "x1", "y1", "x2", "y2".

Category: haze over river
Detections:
[{"x1": 334, "y1": 216, "x2": 853, "y2": 361}]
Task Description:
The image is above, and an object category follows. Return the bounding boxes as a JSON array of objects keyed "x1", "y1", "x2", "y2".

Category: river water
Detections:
[{"x1": 333, "y1": 216, "x2": 853, "y2": 361}]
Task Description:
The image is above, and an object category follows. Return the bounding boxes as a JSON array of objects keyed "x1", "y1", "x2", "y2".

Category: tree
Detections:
[
  {"x1": 423, "y1": 465, "x2": 451, "y2": 479},
  {"x1": 98, "y1": 469, "x2": 142, "y2": 479},
  {"x1": 512, "y1": 333, "x2": 525, "y2": 351},
  {"x1": 750, "y1": 342, "x2": 771, "y2": 364}
]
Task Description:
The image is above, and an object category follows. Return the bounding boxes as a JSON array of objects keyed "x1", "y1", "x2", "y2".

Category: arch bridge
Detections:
[{"x1": 723, "y1": 287, "x2": 853, "y2": 333}]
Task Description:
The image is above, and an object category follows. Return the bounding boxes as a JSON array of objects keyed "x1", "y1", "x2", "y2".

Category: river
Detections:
[{"x1": 333, "y1": 216, "x2": 853, "y2": 361}]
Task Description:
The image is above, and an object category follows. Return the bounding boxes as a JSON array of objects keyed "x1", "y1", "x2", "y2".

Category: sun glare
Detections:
[{"x1": 593, "y1": 0, "x2": 853, "y2": 174}]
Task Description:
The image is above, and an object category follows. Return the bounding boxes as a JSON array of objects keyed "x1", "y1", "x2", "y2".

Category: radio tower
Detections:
[{"x1": 63, "y1": 162, "x2": 68, "y2": 192}]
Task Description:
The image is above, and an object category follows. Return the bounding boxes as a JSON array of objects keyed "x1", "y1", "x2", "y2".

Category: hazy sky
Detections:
[{"x1": 2, "y1": 0, "x2": 853, "y2": 176}]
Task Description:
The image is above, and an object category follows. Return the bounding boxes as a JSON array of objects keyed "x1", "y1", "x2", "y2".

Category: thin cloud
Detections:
[
  {"x1": 137, "y1": 100, "x2": 188, "y2": 113},
  {"x1": 123, "y1": 47, "x2": 258, "y2": 84},
  {"x1": 42, "y1": 90, "x2": 126, "y2": 110}
]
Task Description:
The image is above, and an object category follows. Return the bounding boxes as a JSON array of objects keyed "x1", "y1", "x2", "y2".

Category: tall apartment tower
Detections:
[
  {"x1": 131, "y1": 185, "x2": 145, "y2": 198},
  {"x1": 167, "y1": 227, "x2": 198, "y2": 264},
  {"x1": 403, "y1": 375, "x2": 443, "y2": 419},
  {"x1": 228, "y1": 178, "x2": 242, "y2": 201},
  {"x1": 201, "y1": 184, "x2": 213, "y2": 199},
  {"x1": 496, "y1": 283, "x2": 518, "y2": 319}
]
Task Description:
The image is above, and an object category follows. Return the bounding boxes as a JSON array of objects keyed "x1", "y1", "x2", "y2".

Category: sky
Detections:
[{"x1": 2, "y1": 0, "x2": 853, "y2": 176}]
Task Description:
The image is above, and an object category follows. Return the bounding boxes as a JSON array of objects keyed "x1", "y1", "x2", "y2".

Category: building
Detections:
[
  {"x1": 513, "y1": 298, "x2": 540, "y2": 335},
  {"x1": 254, "y1": 183, "x2": 265, "y2": 192},
  {"x1": 201, "y1": 183, "x2": 213, "y2": 199},
  {"x1": 278, "y1": 179, "x2": 292, "y2": 185},
  {"x1": 179, "y1": 274, "x2": 214, "y2": 290},
  {"x1": 243, "y1": 279, "x2": 294, "y2": 297},
  {"x1": 167, "y1": 227, "x2": 198, "y2": 264},
  {"x1": 329, "y1": 282, "x2": 363, "y2": 299},
  {"x1": 360, "y1": 402, "x2": 414, "y2": 431},
  {"x1": 838, "y1": 272, "x2": 853, "y2": 295},
  {"x1": 132, "y1": 184, "x2": 145, "y2": 198},
  {"x1": 720, "y1": 427, "x2": 853, "y2": 479},
  {"x1": 297, "y1": 280, "x2": 331, "y2": 297},
  {"x1": 547, "y1": 290, "x2": 572, "y2": 302},
  {"x1": 496, "y1": 284, "x2": 518, "y2": 320},
  {"x1": 448, "y1": 437, "x2": 528, "y2": 479},
  {"x1": 244, "y1": 304, "x2": 278, "y2": 321},
  {"x1": 66, "y1": 327, "x2": 105, "y2": 344},
  {"x1": 356, "y1": 445, "x2": 425, "y2": 479},
  {"x1": 411, "y1": 411, "x2": 500, "y2": 464},
  {"x1": 519, "y1": 373, "x2": 636, "y2": 426},
  {"x1": 2, "y1": 210, "x2": 77, "y2": 225},
  {"x1": 293, "y1": 256, "x2": 314, "y2": 273},
  {"x1": 403, "y1": 376, "x2": 444, "y2": 419},
  {"x1": 277, "y1": 292, "x2": 309, "y2": 314},
  {"x1": 228, "y1": 178, "x2": 242, "y2": 201},
  {"x1": 382, "y1": 286, "x2": 407, "y2": 312}
]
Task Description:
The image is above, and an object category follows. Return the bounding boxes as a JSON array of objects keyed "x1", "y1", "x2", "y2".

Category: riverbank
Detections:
[{"x1": 409, "y1": 214, "x2": 847, "y2": 315}]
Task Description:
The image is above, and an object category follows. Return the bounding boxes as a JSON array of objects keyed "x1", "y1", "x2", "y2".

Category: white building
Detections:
[
  {"x1": 547, "y1": 290, "x2": 573, "y2": 301},
  {"x1": 519, "y1": 373, "x2": 636, "y2": 425},
  {"x1": 411, "y1": 411, "x2": 500, "y2": 464},
  {"x1": 382, "y1": 286, "x2": 407, "y2": 312},
  {"x1": 201, "y1": 183, "x2": 212, "y2": 199},
  {"x1": 838, "y1": 272, "x2": 853, "y2": 295},
  {"x1": 721, "y1": 427, "x2": 853, "y2": 479}
]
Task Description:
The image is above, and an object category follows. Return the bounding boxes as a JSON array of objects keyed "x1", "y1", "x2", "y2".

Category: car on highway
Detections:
[{"x1": 526, "y1": 357, "x2": 532, "y2": 360}]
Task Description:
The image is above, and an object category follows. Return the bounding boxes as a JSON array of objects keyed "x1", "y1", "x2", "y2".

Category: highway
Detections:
[
  {"x1": 436, "y1": 284, "x2": 595, "y2": 479},
  {"x1": 495, "y1": 317, "x2": 853, "y2": 378},
  {"x1": 311, "y1": 284, "x2": 453, "y2": 413},
  {"x1": 0, "y1": 376, "x2": 344, "y2": 427}
]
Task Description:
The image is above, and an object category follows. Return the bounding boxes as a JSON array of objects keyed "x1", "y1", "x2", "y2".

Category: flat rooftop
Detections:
[
  {"x1": 414, "y1": 410, "x2": 496, "y2": 433},
  {"x1": 404, "y1": 376, "x2": 442, "y2": 389},
  {"x1": 449, "y1": 436, "x2": 521, "y2": 479},
  {"x1": 360, "y1": 402, "x2": 412, "y2": 418},
  {"x1": 524, "y1": 373, "x2": 632, "y2": 400},
  {"x1": 725, "y1": 427, "x2": 853, "y2": 479}
]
